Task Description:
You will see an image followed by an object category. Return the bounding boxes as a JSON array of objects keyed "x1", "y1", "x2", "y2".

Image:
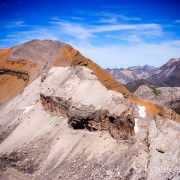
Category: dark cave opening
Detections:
[{"x1": 109, "y1": 116, "x2": 116, "y2": 123}]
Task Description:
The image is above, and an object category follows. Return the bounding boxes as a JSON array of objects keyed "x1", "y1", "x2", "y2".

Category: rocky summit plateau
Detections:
[{"x1": 0, "y1": 40, "x2": 180, "y2": 180}]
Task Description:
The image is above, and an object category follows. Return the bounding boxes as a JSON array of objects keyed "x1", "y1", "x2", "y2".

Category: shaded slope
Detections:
[{"x1": 147, "y1": 58, "x2": 180, "y2": 86}]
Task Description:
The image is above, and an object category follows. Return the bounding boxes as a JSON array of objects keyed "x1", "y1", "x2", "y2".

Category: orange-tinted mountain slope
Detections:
[{"x1": 0, "y1": 40, "x2": 179, "y2": 122}]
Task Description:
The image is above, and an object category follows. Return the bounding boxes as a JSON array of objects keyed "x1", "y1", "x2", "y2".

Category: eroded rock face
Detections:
[{"x1": 40, "y1": 67, "x2": 136, "y2": 139}]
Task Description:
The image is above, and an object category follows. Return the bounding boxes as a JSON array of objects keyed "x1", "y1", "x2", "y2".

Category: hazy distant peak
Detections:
[
  {"x1": 141, "y1": 65, "x2": 155, "y2": 71},
  {"x1": 127, "y1": 65, "x2": 155, "y2": 71},
  {"x1": 167, "y1": 58, "x2": 180, "y2": 64}
]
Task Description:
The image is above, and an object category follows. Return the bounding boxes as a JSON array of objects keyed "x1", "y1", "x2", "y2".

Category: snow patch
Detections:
[
  {"x1": 134, "y1": 118, "x2": 139, "y2": 133},
  {"x1": 19, "y1": 105, "x2": 34, "y2": 114},
  {"x1": 138, "y1": 105, "x2": 146, "y2": 118}
]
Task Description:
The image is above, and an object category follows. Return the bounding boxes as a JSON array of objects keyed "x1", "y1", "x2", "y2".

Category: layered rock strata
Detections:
[{"x1": 40, "y1": 67, "x2": 136, "y2": 140}]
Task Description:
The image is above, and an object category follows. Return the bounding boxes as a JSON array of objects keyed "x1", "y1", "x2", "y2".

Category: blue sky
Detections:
[{"x1": 0, "y1": 0, "x2": 180, "y2": 68}]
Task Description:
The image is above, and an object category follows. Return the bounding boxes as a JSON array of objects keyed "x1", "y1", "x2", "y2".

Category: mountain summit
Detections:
[{"x1": 0, "y1": 39, "x2": 132, "y2": 103}]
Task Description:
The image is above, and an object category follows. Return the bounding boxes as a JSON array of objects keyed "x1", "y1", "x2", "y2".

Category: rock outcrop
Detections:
[
  {"x1": 40, "y1": 67, "x2": 136, "y2": 140},
  {"x1": 0, "y1": 68, "x2": 29, "y2": 82},
  {"x1": 134, "y1": 85, "x2": 180, "y2": 114}
]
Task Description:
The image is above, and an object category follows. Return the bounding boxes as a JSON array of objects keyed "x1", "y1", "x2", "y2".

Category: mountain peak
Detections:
[
  {"x1": 166, "y1": 58, "x2": 180, "y2": 65},
  {"x1": 127, "y1": 65, "x2": 155, "y2": 71},
  {"x1": 141, "y1": 64, "x2": 155, "y2": 71}
]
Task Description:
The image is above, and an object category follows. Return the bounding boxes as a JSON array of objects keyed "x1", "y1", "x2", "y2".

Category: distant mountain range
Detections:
[
  {"x1": 106, "y1": 65, "x2": 157, "y2": 84},
  {"x1": 106, "y1": 58, "x2": 180, "y2": 91}
]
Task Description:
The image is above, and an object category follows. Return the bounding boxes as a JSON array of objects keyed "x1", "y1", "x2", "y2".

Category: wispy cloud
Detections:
[
  {"x1": 69, "y1": 16, "x2": 85, "y2": 20},
  {"x1": 119, "y1": 16, "x2": 141, "y2": 21},
  {"x1": 175, "y1": 20, "x2": 180, "y2": 23},
  {"x1": 99, "y1": 17, "x2": 118, "y2": 24},
  {"x1": 50, "y1": 19, "x2": 162, "y2": 41},
  {"x1": 52, "y1": 21, "x2": 93, "y2": 40},
  {"x1": 1, "y1": 17, "x2": 163, "y2": 48},
  {"x1": 90, "y1": 23, "x2": 161, "y2": 33},
  {"x1": 106, "y1": 34, "x2": 143, "y2": 43},
  {"x1": 98, "y1": 12, "x2": 141, "y2": 23},
  {"x1": 1, "y1": 14, "x2": 179, "y2": 68},
  {"x1": 5, "y1": 28, "x2": 58, "y2": 46},
  {"x1": 6, "y1": 21, "x2": 27, "y2": 28}
]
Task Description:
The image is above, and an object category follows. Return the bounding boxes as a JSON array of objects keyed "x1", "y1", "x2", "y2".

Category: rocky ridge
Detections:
[
  {"x1": 40, "y1": 67, "x2": 136, "y2": 140},
  {"x1": 0, "y1": 66, "x2": 179, "y2": 179}
]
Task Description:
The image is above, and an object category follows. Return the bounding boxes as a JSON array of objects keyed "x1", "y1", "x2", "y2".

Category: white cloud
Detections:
[
  {"x1": 105, "y1": 34, "x2": 143, "y2": 43},
  {"x1": 98, "y1": 17, "x2": 118, "y2": 24},
  {"x1": 6, "y1": 28, "x2": 58, "y2": 45},
  {"x1": 98, "y1": 12, "x2": 141, "y2": 22},
  {"x1": 50, "y1": 20, "x2": 162, "y2": 41},
  {"x1": 1, "y1": 18, "x2": 179, "y2": 69},
  {"x1": 6, "y1": 21, "x2": 27, "y2": 28},
  {"x1": 90, "y1": 23, "x2": 161, "y2": 33},
  {"x1": 175, "y1": 20, "x2": 180, "y2": 23},
  {"x1": 54, "y1": 22, "x2": 93, "y2": 40},
  {"x1": 69, "y1": 16, "x2": 85, "y2": 20},
  {"x1": 117, "y1": 15, "x2": 141, "y2": 21}
]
